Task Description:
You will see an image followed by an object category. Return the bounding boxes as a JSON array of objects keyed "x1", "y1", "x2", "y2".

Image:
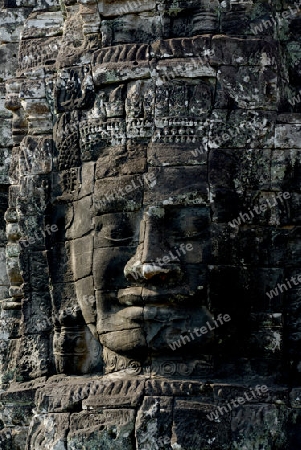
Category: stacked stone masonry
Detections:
[{"x1": 0, "y1": 0, "x2": 301, "y2": 448}]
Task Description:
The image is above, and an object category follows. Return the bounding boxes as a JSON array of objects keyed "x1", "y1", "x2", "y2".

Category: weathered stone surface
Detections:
[
  {"x1": 0, "y1": 43, "x2": 18, "y2": 80},
  {"x1": 231, "y1": 404, "x2": 288, "y2": 450},
  {"x1": 26, "y1": 412, "x2": 70, "y2": 450},
  {"x1": 0, "y1": 0, "x2": 301, "y2": 448},
  {"x1": 0, "y1": 8, "x2": 31, "y2": 43},
  {"x1": 70, "y1": 234, "x2": 93, "y2": 280},
  {"x1": 21, "y1": 11, "x2": 64, "y2": 40},
  {"x1": 135, "y1": 396, "x2": 172, "y2": 449},
  {"x1": 66, "y1": 195, "x2": 93, "y2": 239},
  {"x1": 68, "y1": 409, "x2": 136, "y2": 450},
  {"x1": 171, "y1": 398, "x2": 231, "y2": 450}
]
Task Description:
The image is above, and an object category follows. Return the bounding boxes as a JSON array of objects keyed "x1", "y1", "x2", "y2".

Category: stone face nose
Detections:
[
  {"x1": 124, "y1": 261, "x2": 181, "y2": 281},
  {"x1": 141, "y1": 263, "x2": 172, "y2": 279},
  {"x1": 124, "y1": 206, "x2": 182, "y2": 282}
]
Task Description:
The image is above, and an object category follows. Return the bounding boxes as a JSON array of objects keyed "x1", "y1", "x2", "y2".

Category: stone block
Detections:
[
  {"x1": 171, "y1": 398, "x2": 231, "y2": 450},
  {"x1": 70, "y1": 234, "x2": 94, "y2": 280},
  {"x1": 66, "y1": 195, "x2": 93, "y2": 239},
  {"x1": 0, "y1": 43, "x2": 18, "y2": 81},
  {"x1": 68, "y1": 409, "x2": 135, "y2": 450},
  {"x1": 22, "y1": 11, "x2": 64, "y2": 40},
  {"x1": 26, "y1": 413, "x2": 70, "y2": 450}
]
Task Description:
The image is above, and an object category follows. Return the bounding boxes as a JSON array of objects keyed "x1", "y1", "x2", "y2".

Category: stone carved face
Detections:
[
  {"x1": 58, "y1": 71, "x2": 221, "y2": 374},
  {"x1": 92, "y1": 183, "x2": 215, "y2": 361},
  {"x1": 49, "y1": 1, "x2": 293, "y2": 380}
]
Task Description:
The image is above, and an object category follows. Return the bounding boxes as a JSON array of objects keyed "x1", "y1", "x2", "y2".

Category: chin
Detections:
[{"x1": 100, "y1": 327, "x2": 147, "y2": 355}]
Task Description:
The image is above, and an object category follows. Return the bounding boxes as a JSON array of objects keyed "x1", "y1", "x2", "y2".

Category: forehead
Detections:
[
  {"x1": 54, "y1": 35, "x2": 279, "y2": 222},
  {"x1": 93, "y1": 144, "x2": 208, "y2": 213}
]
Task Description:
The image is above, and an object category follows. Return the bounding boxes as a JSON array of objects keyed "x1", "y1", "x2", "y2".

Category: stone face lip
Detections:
[{"x1": 117, "y1": 286, "x2": 193, "y2": 305}]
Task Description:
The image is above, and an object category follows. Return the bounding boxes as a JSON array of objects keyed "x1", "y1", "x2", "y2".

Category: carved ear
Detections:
[
  {"x1": 75, "y1": 277, "x2": 97, "y2": 336},
  {"x1": 53, "y1": 305, "x2": 102, "y2": 375},
  {"x1": 83, "y1": 326, "x2": 103, "y2": 374}
]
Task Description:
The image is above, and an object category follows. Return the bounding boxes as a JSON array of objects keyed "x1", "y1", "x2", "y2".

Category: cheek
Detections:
[{"x1": 93, "y1": 246, "x2": 136, "y2": 289}]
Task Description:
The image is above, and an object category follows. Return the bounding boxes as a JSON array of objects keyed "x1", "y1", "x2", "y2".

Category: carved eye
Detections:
[
  {"x1": 102, "y1": 225, "x2": 134, "y2": 243},
  {"x1": 103, "y1": 233, "x2": 133, "y2": 243},
  {"x1": 165, "y1": 207, "x2": 210, "y2": 241}
]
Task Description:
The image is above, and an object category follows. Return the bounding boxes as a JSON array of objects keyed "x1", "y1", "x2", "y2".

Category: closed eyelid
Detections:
[{"x1": 103, "y1": 234, "x2": 134, "y2": 242}]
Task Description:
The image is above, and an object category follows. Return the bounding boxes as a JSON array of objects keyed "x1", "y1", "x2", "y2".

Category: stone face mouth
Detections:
[{"x1": 117, "y1": 286, "x2": 195, "y2": 306}]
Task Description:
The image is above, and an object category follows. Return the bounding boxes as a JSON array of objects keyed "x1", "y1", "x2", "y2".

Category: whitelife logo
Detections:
[
  {"x1": 266, "y1": 274, "x2": 301, "y2": 299},
  {"x1": 228, "y1": 192, "x2": 291, "y2": 228},
  {"x1": 250, "y1": 1, "x2": 301, "y2": 35},
  {"x1": 169, "y1": 314, "x2": 231, "y2": 351},
  {"x1": 288, "y1": 89, "x2": 301, "y2": 106},
  {"x1": 206, "y1": 385, "x2": 269, "y2": 421},
  {"x1": 19, "y1": 224, "x2": 58, "y2": 248}
]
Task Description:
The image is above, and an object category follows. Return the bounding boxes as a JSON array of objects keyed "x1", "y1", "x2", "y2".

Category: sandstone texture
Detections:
[{"x1": 0, "y1": 0, "x2": 301, "y2": 448}]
